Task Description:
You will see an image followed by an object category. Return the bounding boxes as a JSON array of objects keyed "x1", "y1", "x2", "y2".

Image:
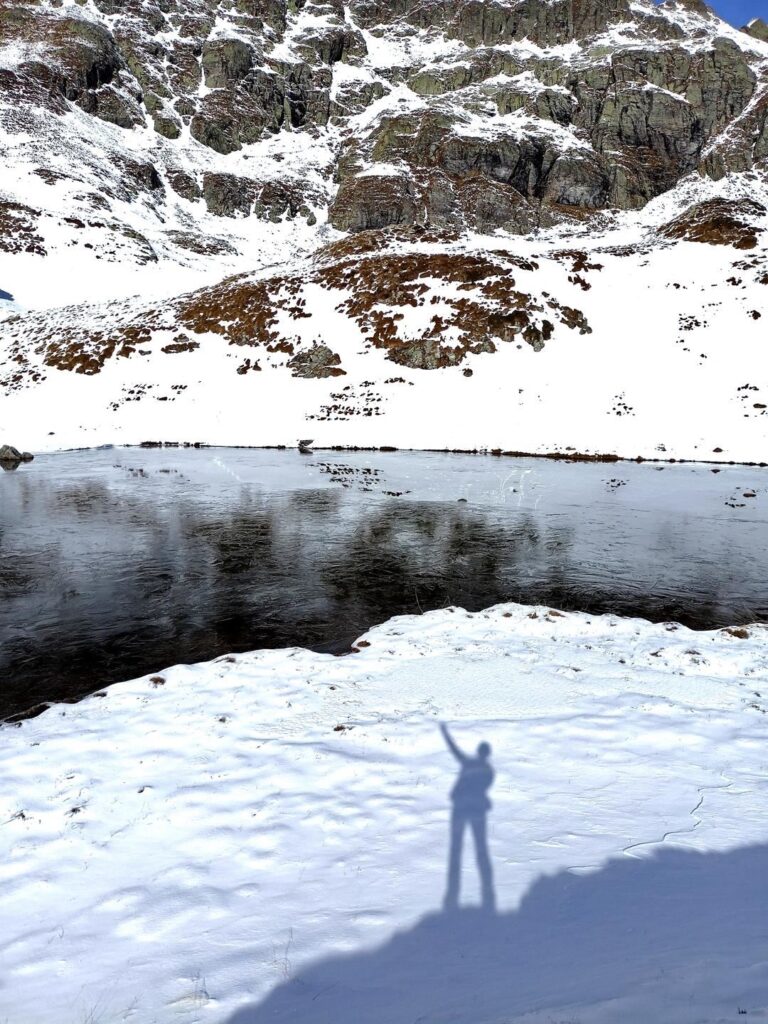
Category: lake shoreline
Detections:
[
  {"x1": 3, "y1": 448, "x2": 767, "y2": 722},
  {"x1": 19, "y1": 441, "x2": 768, "y2": 470}
]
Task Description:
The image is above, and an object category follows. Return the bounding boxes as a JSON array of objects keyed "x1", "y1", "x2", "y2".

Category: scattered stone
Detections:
[
  {"x1": 0, "y1": 445, "x2": 33, "y2": 463},
  {"x1": 287, "y1": 344, "x2": 345, "y2": 379}
]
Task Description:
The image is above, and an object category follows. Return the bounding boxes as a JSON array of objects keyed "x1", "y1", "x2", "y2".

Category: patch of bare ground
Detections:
[
  {"x1": 0, "y1": 201, "x2": 46, "y2": 256},
  {"x1": 659, "y1": 198, "x2": 766, "y2": 249},
  {"x1": 41, "y1": 322, "x2": 158, "y2": 374},
  {"x1": 316, "y1": 249, "x2": 590, "y2": 368},
  {"x1": 1, "y1": 238, "x2": 593, "y2": 387}
]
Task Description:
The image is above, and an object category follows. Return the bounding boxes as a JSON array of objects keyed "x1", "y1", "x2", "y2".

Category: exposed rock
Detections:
[
  {"x1": 454, "y1": 174, "x2": 542, "y2": 233},
  {"x1": 77, "y1": 81, "x2": 145, "y2": 129},
  {"x1": 330, "y1": 174, "x2": 417, "y2": 231},
  {"x1": 287, "y1": 343, "x2": 346, "y2": 378},
  {"x1": 742, "y1": 18, "x2": 768, "y2": 43},
  {"x1": 201, "y1": 38, "x2": 255, "y2": 89},
  {"x1": 293, "y1": 23, "x2": 367, "y2": 65},
  {"x1": 190, "y1": 85, "x2": 279, "y2": 154},
  {"x1": 152, "y1": 110, "x2": 182, "y2": 139},
  {"x1": 118, "y1": 158, "x2": 164, "y2": 196},
  {"x1": 166, "y1": 169, "x2": 202, "y2": 201},
  {"x1": 670, "y1": 0, "x2": 714, "y2": 16},
  {"x1": 350, "y1": 0, "x2": 633, "y2": 48},
  {"x1": 202, "y1": 173, "x2": 258, "y2": 217},
  {"x1": 0, "y1": 445, "x2": 33, "y2": 463},
  {"x1": 114, "y1": 225, "x2": 158, "y2": 264},
  {"x1": 330, "y1": 78, "x2": 386, "y2": 117},
  {"x1": 165, "y1": 230, "x2": 237, "y2": 255},
  {"x1": 0, "y1": 202, "x2": 46, "y2": 256},
  {"x1": 659, "y1": 198, "x2": 766, "y2": 249},
  {"x1": 254, "y1": 181, "x2": 318, "y2": 223},
  {"x1": 0, "y1": 6, "x2": 151, "y2": 134},
  {"x1": 1, "y1": 0, "x2": 767, "y2": 256}
]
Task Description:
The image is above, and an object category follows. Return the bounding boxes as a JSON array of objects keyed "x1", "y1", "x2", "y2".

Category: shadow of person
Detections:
[{"x1": 440, "y1": 722, "x2": 495, "y2": 913}]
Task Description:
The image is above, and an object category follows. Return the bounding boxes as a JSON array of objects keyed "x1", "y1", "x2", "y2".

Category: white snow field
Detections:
[
  {"x1": 3, "y1": 205, "x2": 768, "y2": 464},
  {"x1": 1, "y1": 602, "x2": 767, "y2": 1023}
]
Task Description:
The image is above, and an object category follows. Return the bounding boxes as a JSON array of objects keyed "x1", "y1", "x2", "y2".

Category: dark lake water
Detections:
[{"x1": 1, "y1": 448, "x2": 767, "y2": 720}]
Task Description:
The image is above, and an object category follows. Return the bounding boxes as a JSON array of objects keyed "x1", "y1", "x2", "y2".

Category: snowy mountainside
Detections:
[{"x1": 0, "y1": 0, "x2": 767, "y2": 457}]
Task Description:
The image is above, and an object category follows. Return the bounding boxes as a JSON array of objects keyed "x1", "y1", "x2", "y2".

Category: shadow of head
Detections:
[{"x1": 225, "y1": 842, "x2": 766, "y2": 1023}]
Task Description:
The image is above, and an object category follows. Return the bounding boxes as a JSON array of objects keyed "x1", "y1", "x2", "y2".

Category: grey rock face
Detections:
[
  {"x1": 0, "y1": 445, "x2": 33, "y2": 463},
  {"x1": 191, "y1": 87, "x2": 277, "y2": 154},
  {"x1": 742, "y1": 18, "x2": 768, "y2": 43},
  {"x1": 2, "y1": 0, "x2": 767, "y2": 246},
  {"x1": 287, "y1": 343, "x2": 346, "y2": 378},
  {"x1": 202, "y1": 38, "x2": 255, "y2": 89},
  {"x1": 330, "y1": 174, "x2": 418, "y2": 231},
  {"x1": 202, "y1": 173, "x2": 258, "y2": 217},
  {"x1": 350, "y1": 0, "x2": 633, "y2": 47}
]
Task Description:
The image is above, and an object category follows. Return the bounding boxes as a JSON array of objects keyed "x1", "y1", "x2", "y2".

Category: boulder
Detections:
[
  {"x1": 287, "y1": 343, "x2": 346, "y2": 378},
  {"x1": 0, "y1": 445, "x2": 33, "y2": 463}
]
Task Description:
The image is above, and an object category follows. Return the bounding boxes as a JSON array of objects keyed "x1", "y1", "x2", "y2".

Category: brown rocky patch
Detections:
[
  {"x1": 0, "y1": 201, "x2": 46, "y2": 256},
  {"x1": 316, "y1": 249, "x2": 589, "y2": 365},
  {"x1": 161, "y1": 336, "x2": 199, "y2": 354},
  {"x1": 659, "y1": 198, "x2": 766, "y2": 249},
  {"x1": 1, "y1": 239, "x2": 592, "y2": 386}
]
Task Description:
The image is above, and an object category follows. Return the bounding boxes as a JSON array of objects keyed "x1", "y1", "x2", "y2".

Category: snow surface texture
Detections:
[{"x1": 2, "y1": 602, "x2": 767, "y2": 1023}]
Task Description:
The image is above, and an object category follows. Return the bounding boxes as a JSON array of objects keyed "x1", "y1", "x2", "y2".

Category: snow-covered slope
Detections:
[
  {"x1": 1, "y1": 602, "x2": 767, "y2": 1022},
  {"x1": 1, "y1": 0, "x2": 767, "y2": 457}
]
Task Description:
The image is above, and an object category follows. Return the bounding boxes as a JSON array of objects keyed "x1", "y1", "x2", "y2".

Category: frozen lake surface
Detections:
[{"x1": 1, "y1": 447, "x2": 767, "y2": 718}]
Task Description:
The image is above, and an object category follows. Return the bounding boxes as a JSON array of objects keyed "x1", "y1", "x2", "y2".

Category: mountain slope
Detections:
[{"x1": 1, "y1": 0, "x2": 767, "y2": 458}]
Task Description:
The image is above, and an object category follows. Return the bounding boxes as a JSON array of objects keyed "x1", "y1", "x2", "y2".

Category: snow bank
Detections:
[{"x1": 1, "y1": 602, "x2": 767, "y2": 1022}]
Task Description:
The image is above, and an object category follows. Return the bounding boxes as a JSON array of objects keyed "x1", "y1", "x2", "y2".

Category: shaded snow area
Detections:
[{"x1": 2, "y1": 603, "x2": 767, "y2": 1023}]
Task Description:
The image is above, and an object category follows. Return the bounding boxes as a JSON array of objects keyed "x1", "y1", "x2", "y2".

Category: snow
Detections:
[
  {"x1": 485, "y1": 70, "x2": 574, "y2": 97},
  {"x1": 1, "y1": 0, "x2": 767, "y2": 462},
  {"x1": 1, "y1": 602, "x2": 766, "y2": 1023},
  {"x1": 2, "y1": 186, "x2": 766, "y2": 463},
  {"x1": 360, "y1": 25, "x2": 469, "y2": 71}
]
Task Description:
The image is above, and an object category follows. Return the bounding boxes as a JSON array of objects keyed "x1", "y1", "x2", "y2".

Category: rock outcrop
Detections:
[
  {"x1": 1, "y1": 0, "x2": 767, "y2": 261},
  {"x1": 659, "y1": 197, "x2": 766, "y2": 249},
  {"x1": 0, "y1": 444, "x2": 33, "y2": 463},
  {"x1": 742, "y1": 18, "x2": 768, "y2": 43}
]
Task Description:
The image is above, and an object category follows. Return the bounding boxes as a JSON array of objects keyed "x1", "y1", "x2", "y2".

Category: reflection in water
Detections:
[
  {"x1": 1, "y1": 449, "x2": 767, "y2": 718},
  {"x1": 441, "y1": 723, "x2": 495, "y2": 913}
]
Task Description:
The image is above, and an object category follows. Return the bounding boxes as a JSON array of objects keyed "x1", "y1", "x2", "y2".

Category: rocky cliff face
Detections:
[{"x1": 1, "y1": 0, "x2": 767, "y2": 254}]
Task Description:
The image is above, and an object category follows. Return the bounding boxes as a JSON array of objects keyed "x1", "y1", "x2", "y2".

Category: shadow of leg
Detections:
[
  {"x1": 444, "y1": 811, "x2": 465, "y2": 911},
  {"x1": 470, "y1": 814, "x2": 496, "y2": 912}
]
